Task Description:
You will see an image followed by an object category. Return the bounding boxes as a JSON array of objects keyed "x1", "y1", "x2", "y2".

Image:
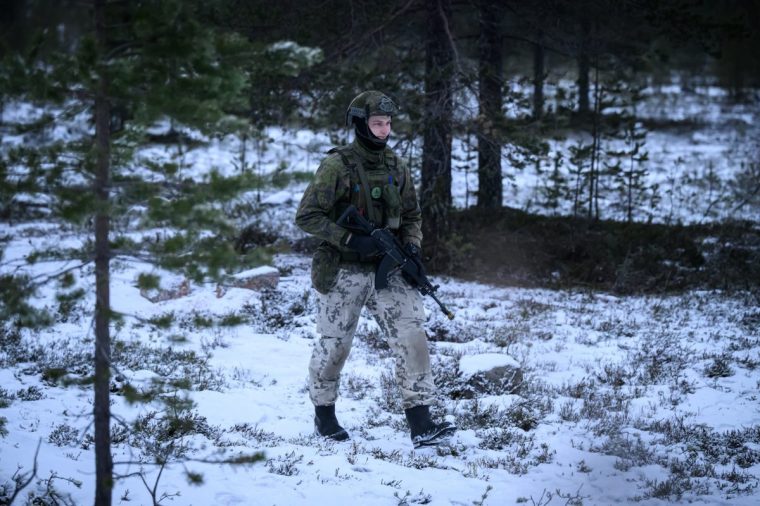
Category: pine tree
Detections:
[
  {"x1": 568, "y1": 140, "x2": 593, "y2": 217},
  {"x1": 0, "y1": 1, "x2": 295, "y2": 502},
  {"x1": 476, "y1": 0, "x2": 504, "y2": 209},
  {"x1": 421, "y1": 0, "x2": 455, "y2": 266},
  {"x1": 603, "y1": 78, "x2": 657, "y2": 223},
  {"x1": 92, "y1": 4, "x2": 113, "y2": 502},
  {"x1": 606, "y1": 119, "x2": 652, "y2": 223},
  {"x1": 585, "y1": 68, "x2": 638, "y2": 221},
  {"x1": 541, "y1": 152, "x2": 568, "y2": 215},
  {"x1": 532, "y1": 28, "x2": 546, "y2": 121},
  {"x1": 452, "y1": 131, "x2": 478, "y2": 208}
]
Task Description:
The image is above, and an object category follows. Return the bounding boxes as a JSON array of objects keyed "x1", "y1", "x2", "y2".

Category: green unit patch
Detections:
[{"x1": 371, "y1": 187, "x2": 382, "y2": 199}]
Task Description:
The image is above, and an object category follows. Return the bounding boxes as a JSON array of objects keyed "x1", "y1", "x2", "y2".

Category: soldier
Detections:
[{"x1": 295, "y1": 90, "x2": 456, "y2": 448}]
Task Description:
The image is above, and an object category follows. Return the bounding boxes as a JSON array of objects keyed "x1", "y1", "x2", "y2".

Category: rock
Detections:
[
  {"x1": 140, "y1": 278, "x2": 190, "y2": 303},
  {"x1": 227, "y1": 266, "x2": 280, "y2": 291},
  {"x1": 459, "y1": 353, "x2": 523, "y2": 395}
]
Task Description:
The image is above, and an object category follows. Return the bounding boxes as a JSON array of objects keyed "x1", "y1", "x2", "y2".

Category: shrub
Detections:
[
  {"x1": 16, "y1": 386, "x2": 44, "y2": 401},
  {"x1": 266, "y1": 451, "x2": 303, "y2": 476},
  {"x1": 48, "y1": 423, "x2": 79, "y2": 447},
  {"x1": 704, "y1": 356, "x2": 734, "y2": 378}
]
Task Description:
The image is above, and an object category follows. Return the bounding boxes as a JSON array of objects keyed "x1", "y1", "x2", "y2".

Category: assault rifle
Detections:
[{"x1": 337, "y1": 205, "x2": 455, "y2": 320}]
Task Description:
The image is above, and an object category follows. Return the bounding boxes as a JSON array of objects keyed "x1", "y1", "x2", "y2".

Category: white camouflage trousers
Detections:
[{"x1": 309, "y1": 263, "x2": 436, "y2": 409}]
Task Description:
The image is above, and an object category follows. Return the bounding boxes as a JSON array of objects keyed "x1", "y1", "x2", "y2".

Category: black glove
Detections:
[
  {"x1": 344, "y1": 232, "x2": 381, "y2": 257},
  {"x1": 404, "y1": 243, "x2": 426, "y2": 276}
]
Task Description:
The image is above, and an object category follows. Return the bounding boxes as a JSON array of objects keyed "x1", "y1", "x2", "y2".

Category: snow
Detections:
[
  {"x1": 232, "y1": 265, "x2": 280, "y2": 279},
  {"x1": 2, "y1": 84, "x2": 760, "y2": 505},
  {"x1": 261, "y1": 190, "x2": 295, "y2": 205},
  {"x1": 459, "y1": 353, "x2": 520, "y2": 376},
  {"x1": 2, "y1": 248, "x2": 758, "y2": 505}
]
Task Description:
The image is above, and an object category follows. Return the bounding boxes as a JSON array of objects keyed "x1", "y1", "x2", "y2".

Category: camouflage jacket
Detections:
[{"x1": 295, "y1": 139, "x2": 422, "y2": 251}]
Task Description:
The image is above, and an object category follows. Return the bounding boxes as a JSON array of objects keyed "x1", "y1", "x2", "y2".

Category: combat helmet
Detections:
[{"x1": 345, "y1": 90, "x2": 400, "y2": 127}]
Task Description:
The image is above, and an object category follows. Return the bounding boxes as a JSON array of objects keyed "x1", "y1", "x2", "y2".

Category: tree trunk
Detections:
[
  {"x1": 0, "y1": 0, "x2": 27, "y2": 54},
  {"x1": 476, "y1": 0, "x2": 503, "y2": 209},
  {"x1": 577, "y1": 16, "x2": 591, "y2": 116},
  {"x1": 421, "y1": 0, "x2": 454, "y2": 264},
  {"x1": 589, "y1": 64, "x2": 601, "y2": 220},
  {"x1": 627, "y1": 162, "x2": 634, "y2": 223},
  {"x1": 533, "y1": 30, "x2": 545, "y2": 121},
  {"x1": 93, "y1": 0, "x2": 113, "y2": 504}
]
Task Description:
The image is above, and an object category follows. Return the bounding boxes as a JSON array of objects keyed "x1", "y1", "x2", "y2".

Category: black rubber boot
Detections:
[
  {"x1": 314, "y1": 405, "x2": 349, "y2": 441},
  {"x1": 404, "y1": 405, "x2": 456, "y2": 448}
]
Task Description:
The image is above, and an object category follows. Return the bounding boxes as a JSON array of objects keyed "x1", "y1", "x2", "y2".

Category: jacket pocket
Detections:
[{"x1": 311, "y1": 243, "x2": 341, "y2": 294}]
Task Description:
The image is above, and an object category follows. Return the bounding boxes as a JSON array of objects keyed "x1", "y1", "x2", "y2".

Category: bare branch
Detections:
[
  {"x1": 28, "y1": 261, "x2": 93, "y2": 288},
  {"x1": 437, "y1": 0, "x2": 463, "y2": 77},
  {"x1": 5, "y1": 439, "x2": 42, "y2": 504},
  {"x1": 327, "y1": 0, "x2": 417, "y2": 60}
]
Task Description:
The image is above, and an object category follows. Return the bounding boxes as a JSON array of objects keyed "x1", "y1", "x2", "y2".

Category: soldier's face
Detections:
[{"x1": 368, "y1": 115, "x2": 392, "y2": 140}]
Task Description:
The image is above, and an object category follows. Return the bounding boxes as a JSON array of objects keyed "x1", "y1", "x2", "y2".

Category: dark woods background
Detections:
[{"x1": 2, "y1": 0, "x2": 759, "y2": 291}]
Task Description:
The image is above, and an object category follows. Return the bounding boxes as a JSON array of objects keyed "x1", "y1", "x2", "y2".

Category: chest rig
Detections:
[{"x1": 329, "y1": 145, "x2": 404, "y2": 231}]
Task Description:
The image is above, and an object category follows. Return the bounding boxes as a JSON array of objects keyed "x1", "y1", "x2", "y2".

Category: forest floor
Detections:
[{"x1": 440, "y1": 208, "x2": 760, "y2": 296}]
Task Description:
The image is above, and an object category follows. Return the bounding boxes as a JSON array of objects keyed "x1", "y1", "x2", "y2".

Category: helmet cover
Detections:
[{"x1": 345, "y1": 90, "x2": 399, "y2": 127}]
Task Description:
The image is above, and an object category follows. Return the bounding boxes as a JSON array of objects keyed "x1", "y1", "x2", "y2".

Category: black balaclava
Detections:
[{"x1": 353, "y1": 117, "x2": 388, "y2": 151}]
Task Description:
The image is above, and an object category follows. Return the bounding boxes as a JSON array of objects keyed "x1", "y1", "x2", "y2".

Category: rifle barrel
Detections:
[{"x1": 430, "y1": 292, "x2": 455, "y2": 320}]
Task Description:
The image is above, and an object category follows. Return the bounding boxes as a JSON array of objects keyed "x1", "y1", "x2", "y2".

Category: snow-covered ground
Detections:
[
  {"x1": 1, "y1": 245, "x2": 759, "y2": 505},
  {"x1": 2, "y1": 83, "x2": 759, "y2": 505}
]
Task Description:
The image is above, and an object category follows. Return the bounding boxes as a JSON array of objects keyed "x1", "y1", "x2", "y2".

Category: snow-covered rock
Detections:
[
  {"x1": 460, "y1": 353, "x2": 523, "y2": 395},
  {"x1": 228, "y1": 265, "x2": 280, "y2": 291}
]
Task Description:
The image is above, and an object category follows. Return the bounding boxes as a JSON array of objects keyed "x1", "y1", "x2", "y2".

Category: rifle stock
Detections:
[{"x1": 337, "y1": 205, "x2": 455, "y2": 320}]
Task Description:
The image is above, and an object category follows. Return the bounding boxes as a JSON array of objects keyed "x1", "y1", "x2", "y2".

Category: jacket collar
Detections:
[{"x1": 351, "y1": 138, "x2": 385, "y2": 167}]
